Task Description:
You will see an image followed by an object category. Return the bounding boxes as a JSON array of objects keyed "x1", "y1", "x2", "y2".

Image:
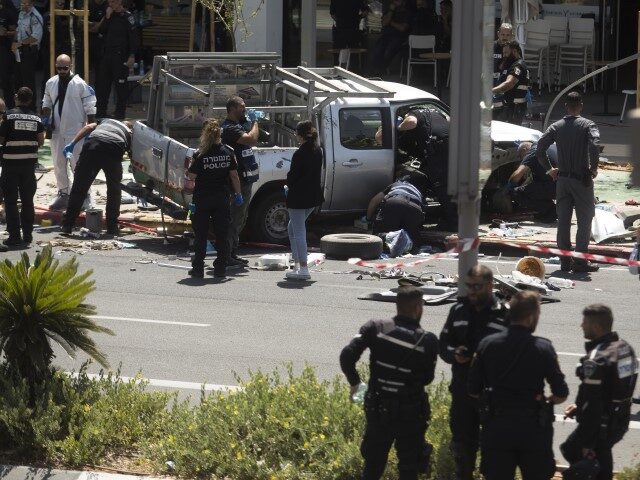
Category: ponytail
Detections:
[{"x1": 199, "y1": 118, "x2": 222, "y2": 152}]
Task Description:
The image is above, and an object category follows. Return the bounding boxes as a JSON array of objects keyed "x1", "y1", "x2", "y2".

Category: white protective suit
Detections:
[{"x1": 42, "y1": 74, "x2": 97, "y2": 194}]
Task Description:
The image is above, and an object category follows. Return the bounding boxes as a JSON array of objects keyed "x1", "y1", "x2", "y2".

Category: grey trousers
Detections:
[
  {"x1": 556, "y1": 177, "x2": 595, "y2": 260},
  {"x1": 227, "y1": 182, "x2": 253, "y2": 256}
]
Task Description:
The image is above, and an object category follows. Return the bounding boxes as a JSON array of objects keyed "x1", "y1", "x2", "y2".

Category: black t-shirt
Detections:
[
  {"x1": 330, "y1": 0, "x2": 368, "y2": 30},
  {"x1": 188, "y1": 143, "x2": 237, "y2": 201},
  {"x1": 89, "y1": 0, "x2": 107, "y2": 38},
  {"x1": 382, "y1": 4, "x2": 410, "y2": 37},
  {"x1": 493, "y1": 41, "x2": 504, "y2": 82},
  {"x1": 57, "y1": 75, "x2": 72, "y2": 116},
  {"x1": 0, "y1": 2, "x2": 17, "y2": 50},
  {"x1": 221, "y1": 119, "x2": 257, "y2": 176},
  {"x1": 522, "y1": 143, "x2": 557, "y2": 184},
  {"x1": 0, "y1": 107, "x2": 44, "y2": 166},
  {"x1": 504, "y1": 59, "x2": 529, "y2": 104}
]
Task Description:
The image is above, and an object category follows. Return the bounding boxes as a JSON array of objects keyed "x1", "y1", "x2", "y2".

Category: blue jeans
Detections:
[{"x1": 287, "y1": 207, "x2": 314, "y2": 265}]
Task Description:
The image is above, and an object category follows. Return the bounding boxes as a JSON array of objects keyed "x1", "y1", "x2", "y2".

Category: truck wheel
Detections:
[
  {"x1": 321, "y1": 233, "x2": 383, "y2": 260},
  {"x1": 249, "y1": 190, "x2": 290, "y2": 244}
]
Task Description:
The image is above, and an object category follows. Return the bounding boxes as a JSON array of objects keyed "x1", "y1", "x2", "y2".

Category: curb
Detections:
[{"x1": 0, "y1": 465, "x2": 165, "y2": 480}]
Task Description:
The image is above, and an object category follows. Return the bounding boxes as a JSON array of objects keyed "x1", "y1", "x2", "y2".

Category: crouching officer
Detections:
[
  {"x1": 185, "y1": 118, "x2": 243, "y2": 279},
  {"x1": 367, "y1": 179, "x2": 425, "y2": 249},
  {"x1": 468, "y1": 291, "x2": 569, "y2": 480},
  {"x1": 60, "y1": 119, "x2": 132, "y2": 235},
  {"x1": 0, "y1": 87, "x2": 44, "y2": 247},
  {"x1": 340, "y1": 286, "x2": 439, "y2": 480},
  {"x1": 561, "y1": 304, "x2": 638, "y2": 480},
  {"x1": 439, "y1": 265, "x2": 509, "y2": 480}
]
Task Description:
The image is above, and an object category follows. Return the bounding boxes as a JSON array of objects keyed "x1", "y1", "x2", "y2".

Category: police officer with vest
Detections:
[
  {"x1": 492, "y1": 22, "x2": 513, "y2": 120},
  {"x1": 367, "y1": 179, "x2": 425, "y2": 250},
  {"x1": 185, "y1": 118, "x2": 243, "y2": 279},
  {"x1": 221, "y1": 95, "x2": 260, "y2": 267},
  {"x1": 340, "y1": 286, "x2": 439, "y2": 480},
  {"x1": 439, "y1": 265, "x2": 509, "y2": 480},
  {"x1": 95, "y1": 0, "x2": 138, "y2": 120},
  {"x1": 60, "y1": 118, "x2": 132, "y2": 235},
  {"x1": 0, "y1": 87, "x2": 44, "y2": 247},
  {"x1": 561, "y1": 304, "x2": 638, "y2": 480},
  {"x1": 468, "y1": 290, "x2": 569, "y2": 480},
  {"x1": 492, "y1": 40, "x2": 529, "y2": 126}
]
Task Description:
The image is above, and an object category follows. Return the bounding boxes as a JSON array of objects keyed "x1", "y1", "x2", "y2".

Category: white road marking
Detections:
[
  {"x1": 68, "y1": 372, "x2": 239, "y2": 392},
  {"x1": 555, "y1": 415, "x2": 640, "y2": 430},
  {"x1": 91, "y1": 315, "x2": 210, "y2": 328}
]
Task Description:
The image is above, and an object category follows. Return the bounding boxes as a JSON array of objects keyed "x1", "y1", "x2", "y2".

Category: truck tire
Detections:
[
  {"x1": 249, "y1": 190, "x2": 290, "y2": 244},
  {"x1": 321, "y1": 233, "x2": 383, "y2": 260}
]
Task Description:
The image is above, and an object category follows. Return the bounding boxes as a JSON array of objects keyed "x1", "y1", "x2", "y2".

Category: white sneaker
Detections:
[
  {"x1": 285, "y1": 266, "x2": 311, "y2": 280},
  {"x1": 49, "y1": 191, "x2": 69, "y2": 211}
]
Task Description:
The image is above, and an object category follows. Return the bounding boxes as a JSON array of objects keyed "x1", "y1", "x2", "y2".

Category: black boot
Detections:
[{"x1": 188, "y1": 266, "x2": 204, "y2": 278}]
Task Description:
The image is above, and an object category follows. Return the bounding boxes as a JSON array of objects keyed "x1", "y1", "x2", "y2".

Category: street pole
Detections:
[
  {"x1": 300, "y1": 1, "x2": 316, "y2": 67},
  {"x1": 448, "y1": 0, "x2": 494, "y2": 294}
]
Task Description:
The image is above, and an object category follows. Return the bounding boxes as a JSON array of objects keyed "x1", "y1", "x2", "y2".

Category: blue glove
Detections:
[
  {"x1": 63, "y1": 142, "x2": 76, "y2": 159},
  {"x1": 234, "y1": 193, "x2": 244, "y2": 206},
  {"x1": 246, "y1": 109, "x2": 257, "y2": 123},
  {"x1": 41, "y1": 116, "x2": 50, "y2": 127}
]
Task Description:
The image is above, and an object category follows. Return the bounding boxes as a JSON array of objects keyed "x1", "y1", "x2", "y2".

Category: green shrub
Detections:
[{"x1": 617, "y1": 463, "x2": 640, "y2": 480}]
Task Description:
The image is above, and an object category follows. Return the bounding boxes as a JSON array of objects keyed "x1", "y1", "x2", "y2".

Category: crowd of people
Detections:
[{"x1": 341, "y1": 269, "x2": 639, "y2": 480}]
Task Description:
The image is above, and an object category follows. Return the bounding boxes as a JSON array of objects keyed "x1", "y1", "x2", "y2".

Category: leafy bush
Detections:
[{"x1": 617, "y1": 463, "x2": 640, "y2": 480}]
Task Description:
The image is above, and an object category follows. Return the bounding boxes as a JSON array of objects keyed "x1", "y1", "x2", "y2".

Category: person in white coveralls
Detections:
[{"x1": 41, "y1": 54, "x2": 96, "y2": 210}]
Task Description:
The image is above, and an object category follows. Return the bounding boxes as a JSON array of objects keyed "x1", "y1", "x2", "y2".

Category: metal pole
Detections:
[
  {"x1": 637, "y1": 11, "x2": 639, "y2": 109},
  {"x1": 448, "y1": 0, "x2": 493, "y2": 293},
  {"x1": 83, "y1": 0, "x2": 89, "y2": 80},
  {"x1": 630, "y1": 110, "x2": 640, "y2": 187},
  {"x1": 300, "y1": 0, "x2": 316, "y2": 67}
]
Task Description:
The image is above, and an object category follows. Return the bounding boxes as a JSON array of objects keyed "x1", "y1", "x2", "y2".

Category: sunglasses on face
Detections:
[
  {"x1": 465, "y1": 282, "x2": 487, "y2": 292},
  {"x1": 56, "y1": 66, "x2": 70, "y2": 71}
]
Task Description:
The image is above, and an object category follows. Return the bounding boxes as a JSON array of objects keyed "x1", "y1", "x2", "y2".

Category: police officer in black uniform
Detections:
[
  {"x1": 185, "y1": 118, "x2": 243, "y2": 279},
  {"x1": 0, "y1": 0, "x2": 18, "y2": 110},
  {"x1": 88, "y1": 0, "x2": 107, "y2": 78},
  {"x1": 493, "y1": 40, "x2": 529, "y2": 126},
  {"x1": 397, "y1": 105, "x2": 456, "y2": 230},
  {"x1": 95, "y1": 0, "x2": 138, "y2": 119},
  {"x1": 60, "y1": 118, "x2": 132, "y2": 235},
  {"x1": 340, "y1": 286, "x2": 439, "y2": 480},
  {"x1": 468, "y1": 290, "x2": 569, "y2": 480},
  {"x1": 492, "y1": 22, "x2": 513, "y2": 120},
  {"x1": 439, "y1": 265, "x2": 509, "y2": 480},
  {"x1": 561, "y1": 304, "x2": 639, "y2": 480},
  {"x1": 0, "y1": 87, "x2": 44, "y2": 247}
]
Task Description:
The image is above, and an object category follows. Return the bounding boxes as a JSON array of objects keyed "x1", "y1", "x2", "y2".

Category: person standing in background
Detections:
[
  {"x1": 12, "y1": 0, "x2": 42, "y2": 111},
  {"x1": 0, "y1": 0, "x2": 18, "y2": 109}
]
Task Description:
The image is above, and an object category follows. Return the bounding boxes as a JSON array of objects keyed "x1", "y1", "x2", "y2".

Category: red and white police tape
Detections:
[
  {"x1": 348, "y1": 237, "x2": 640, "y2": 269},
  {"x1": 348, "y1": 238, "x2": 480, "y2": 269}
]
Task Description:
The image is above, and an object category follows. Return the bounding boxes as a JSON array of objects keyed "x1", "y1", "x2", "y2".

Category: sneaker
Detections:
[
  {"x1": 285, "y1": 267, "x2": 311, "y2": 280},
  {"x1": 49, "y1": 191, "x2": 69, "y2": 211},
  {"x1": 23, "y1": 233, "x2": 33, "y2": 244},
  {"x1": 213, "y1": 269, "x2": 226, "y2": 278},
  {"x1": 0, "y1": 243, "x2": 8, "y2": 252},
  {"x1": 572, "y1": 261, "x2": 600, "y2": 273},
  {"x1": 3, "y1": 236, "x2": 23, "y2": 247},
  {"x1": 60, "y1": 225, "x2": 73, "y2": 235},
  {"x1": 231, "y1": 254, "x2": 249, "y2": 265},
  {"x1": 188, "y1": 267, "x2": 204, "y2": 278},
  {"x1": 560, "y1": 259, "x2": 572, "y2": 272},
  {"x1": 227, "y1": 257, "x2": 246, "y2": 268}
]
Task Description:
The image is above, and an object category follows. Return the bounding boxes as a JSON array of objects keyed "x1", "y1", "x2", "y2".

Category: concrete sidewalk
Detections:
[{"x1": 0, "y1": 465, "x2": 164, "y2": 480}]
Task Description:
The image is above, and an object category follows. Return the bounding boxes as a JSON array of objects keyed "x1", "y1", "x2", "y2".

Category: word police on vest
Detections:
[{"x1": 202, "y1": 155, "x2": 232, "y2": 169}]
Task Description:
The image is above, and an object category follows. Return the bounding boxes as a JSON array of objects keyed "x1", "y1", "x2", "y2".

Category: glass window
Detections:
[{"x1": 339, "y1": 108, "x2": 384, "y2": 150}]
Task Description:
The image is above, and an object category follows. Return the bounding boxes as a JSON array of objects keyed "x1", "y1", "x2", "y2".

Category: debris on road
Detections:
[{"x1": 38, "y1": 239, "x2": 137, "y2": 254}]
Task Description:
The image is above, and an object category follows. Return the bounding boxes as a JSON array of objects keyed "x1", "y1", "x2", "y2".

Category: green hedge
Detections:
[{"x1": 0, "y1": 362, "x2": 458, "y2": 479}]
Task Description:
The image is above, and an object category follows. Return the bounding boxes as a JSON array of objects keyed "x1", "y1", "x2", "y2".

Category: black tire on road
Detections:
[
  {"x1": 320, "y1": 233, "x2": 383, "y2": 260},
  {"x1": 248, "y1": 190, "x2": 290, "y2": 244}
]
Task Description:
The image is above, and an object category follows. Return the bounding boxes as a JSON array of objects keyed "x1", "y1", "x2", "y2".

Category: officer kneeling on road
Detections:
[
  {"x1": 0, "y1": 87, "x2": 44, "y2": 248},
  {"x1": 561, "y1": 304, "x2": 638, "y2": 480},
  {"x1": 468, "y1": 290, "x2": 569, "y2": 480},
  {"x1": 367, "y1": 179, "x2": 425, "y2": 251},
  {"x1": 185, "y1": 118, "x2": 243, "y2": 279},
  {"x1": 60, "y1": 119, "x2": 133, "y2": 235},
  {"x1": 340, "y1": 286, "x2": 439, "y2": 480},
  {"x1": 439, "y1": 265, "x2": 509, "y2": 480},
  {"x1": 507, "y1": 141, "x2": 558, "y2": 223}
]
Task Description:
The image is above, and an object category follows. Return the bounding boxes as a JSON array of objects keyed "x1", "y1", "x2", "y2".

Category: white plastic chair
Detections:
[
  {"x1": 523, "y1": 19, "x2": 551, "y2": 91},
  {"x1": 338, "y1": 49, "x2": 351, "y2": 70},
  {"x1": 620, "y1": 90, "x2": 637, "y2": 123},
  {"x1": 406, "y1": 35, "x2": 437, "y2": 86},
  {"x1": 557, "y1": 18, "x2": 596, "y2": 92},
  {"x1": 545, "y1": 16, "x2": 568, "y2": 89}
]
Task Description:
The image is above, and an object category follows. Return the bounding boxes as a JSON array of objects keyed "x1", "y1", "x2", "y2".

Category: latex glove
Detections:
[
  {"x1": 234, "y1": 193, "x2": 244, "y2": 206},
  {"x1": 41, "y1": 116, "x2": 50, "y2": 127},
  {"x1": 246, "y1": 109, "x2": 258, "y2": 123},
  {"x1": 63, "y1": 142, "x2": 76, "y2": 159},
  {"x1": 283, "y1": 185, "x2": 289, "y2": 197}
]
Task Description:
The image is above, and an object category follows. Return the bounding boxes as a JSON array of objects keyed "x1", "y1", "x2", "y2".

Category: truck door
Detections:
[{"x1": 329, "y1": 106, "x2": 393, "y2": 211}]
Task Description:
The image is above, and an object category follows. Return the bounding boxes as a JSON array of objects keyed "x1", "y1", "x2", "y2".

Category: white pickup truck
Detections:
[{"x1": 130, "y1": 52, "x2": 541, "y2": 243}]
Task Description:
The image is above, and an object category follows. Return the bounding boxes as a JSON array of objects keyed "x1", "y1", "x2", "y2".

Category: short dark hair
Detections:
[
  {"x1": 226, "y1": 95, "x2": 244, "y2": 113},
  {"x1": 467, "y1": 265, "x2": 493, "y2": 283},
  {"x1": 16, "y1": 87, "x2": 33, "y2": 105},
  {"x1": 566, "y1": 91, "x2": 583, "y2": 107},
  {"x1": 509, "y1": 290, "x2": 540, "y2": 322},
  {"x1": 506, "y1": 40, "x2": 522, "y2": 57},
  {"x1": 396, "y1": 286, "x2": 423, "y2": 313},
  {"x1": 583, "y1": 304, "x2": 613, "y2": 331}
]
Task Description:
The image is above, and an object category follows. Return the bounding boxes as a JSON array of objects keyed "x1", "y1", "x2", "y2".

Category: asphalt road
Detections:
[{"x1": 2, "y1": 232, "x2": 640, "y2": 471}]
